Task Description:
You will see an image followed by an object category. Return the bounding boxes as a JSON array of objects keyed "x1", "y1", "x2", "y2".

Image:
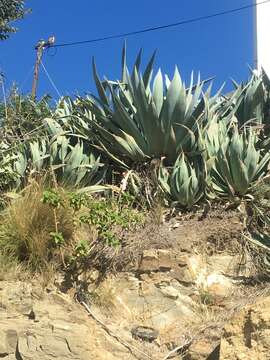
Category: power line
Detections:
[
  {"x1": 0, "y1": 71, "x2": 8, "y2": 121},
  {"x1": 40, "y1": 60, "x2": 62, "y2": 98},
  {"x1": 53, "y1": 0, "x2": 270, "y2": 49},
  {"x1": 19, "y1": 65, "x2": 34, "y2": 92}
]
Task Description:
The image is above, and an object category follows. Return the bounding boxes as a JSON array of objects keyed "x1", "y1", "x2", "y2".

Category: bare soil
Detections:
[{"x1": 106, "y1": 208, "x2": 245, "y2": 273}]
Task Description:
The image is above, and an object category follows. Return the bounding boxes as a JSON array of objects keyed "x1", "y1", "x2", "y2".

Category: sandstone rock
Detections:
[
  {"x1": 104, "y1": 272, "x2": 197, "y2": 332},
  {"x1": 207, "y1": 254, "x2": 253, "y2": 278},
  {"x1": 0, "y1": 245, "x2": 266, "y2": 360},
  {"x1": 0, "y1": 329, "x2": 18, "y2": 357},
  {"x1": 187, "y1": 339, "x2": 218, "y2": 360},
  {"x1": 187, "y1": 255, "x2": 206, "y2": 280},
  {"x1": 0, "y1": 281, "x2": 137, "y2": 360},
  {"x1": 220, "y1": 296, "x2": 270, "y2": 360},
  {"x1": 139, "y1": 249, "x2": 172, "y2": 273},
  {"x1": 158, "y1": 285, "x2": 179, "y2": 300},
  {"x1": 204, "y1": 274, "x2": 233, "y2": 299}
]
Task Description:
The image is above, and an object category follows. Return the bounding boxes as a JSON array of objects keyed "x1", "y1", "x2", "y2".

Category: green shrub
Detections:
[
  {"x1": 0, "y1": 178, "x2": 145, "y2": 272},
  {"x1": 77, "y1": 195, "x2": 144, "y2": 247}
]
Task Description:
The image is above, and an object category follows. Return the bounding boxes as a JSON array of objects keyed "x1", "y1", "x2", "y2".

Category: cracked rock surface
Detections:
[
  {"x1": 0, "y1": 281, "x2": 134, "y2": 360},
  {"x1": 0, "y1": 212, "x2": 269, "y2": 360}
]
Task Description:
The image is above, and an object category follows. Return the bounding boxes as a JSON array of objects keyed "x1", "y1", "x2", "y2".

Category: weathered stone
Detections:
[
  {"x1": 187, "y1": 339, "x2": 218, "y2": 360},
  {"x1": 158, "y1": 285, "x2": 179, "y2": 300},
  {"x1": 205, "y1": 274, "x2": 233, "y2": 299},
  {"x1": 131, "y1": 326, "x2": 159, "y2": 342},
  {"x1": 170, "y1": 267, "x2": 194, "y2": 285},
  {"x1": 6, "y1": 329, "x2": 18, "y2": 353},
  {"x1": 0, "y1": 244, "x2": 266, "y2": 360},
  {"x1": 139, "y1": 249, "x2": 160, "y2": 272},
  {"x1": 220, "y1": 296, "x2": 270, "y2": 360},
  {"x1": 0, "y1": 281, "x2": 136, "y2": 359},
  {"x1": 187, "y1": 255, "x2": 206, "y2": 280},
  {"x1": 139, "y1": 249, "x2": 174, "y2": 273},
  {"x1": 0, "y1": 330, "x2": 8, "y2": 356},
  {"x1": 17, "y1": 333, "x2": 38, "y2": 358}
]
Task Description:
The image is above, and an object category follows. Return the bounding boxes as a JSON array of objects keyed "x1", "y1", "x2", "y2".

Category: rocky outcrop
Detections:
[
  {"x1": 0, "y1": 245, "x2": 268, "y2": 360},
  {"x1": 220, "y1": 296, "x2": 270, "y2": 360},
  {"x1": 0, "y1": 281, "x2": 135, "y2": 360}
]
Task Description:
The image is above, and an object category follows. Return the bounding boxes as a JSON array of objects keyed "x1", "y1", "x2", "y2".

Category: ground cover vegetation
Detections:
[{"x1": 1, "y1": 45, "x2": 270, "y2": 276}]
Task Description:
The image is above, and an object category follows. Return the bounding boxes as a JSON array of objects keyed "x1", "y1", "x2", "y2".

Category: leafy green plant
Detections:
[
  {"x1": 199, "y1": 289, "x2": 215, "y2": 306},
  {"x1": 1, "y1": 131, "x2": 107, "y2": 190},
  {"x1": 42, "y1": 189, "x2": 63, "y2": 208},
  {"x1": 78, "y1": 197, "x2": 144, "y2": 247},
  {"x1": 68, "y1": 192, "x2": 88, "y2": 212},
  {"x1": 219, "y1": 75, "x2": 264, "y2": 129},
  {"x1": 243, "y1": 182, "x2": 270, "y2": 267},
  {"x1": 74, "y1": 239, "x2": 90, "y2": 258},
  {"x1": 0, "y1": 158, "x2": 19, "y2": 192},
  {"x1": 50, "y1": 231, "x2": 65, "y2": 246}
]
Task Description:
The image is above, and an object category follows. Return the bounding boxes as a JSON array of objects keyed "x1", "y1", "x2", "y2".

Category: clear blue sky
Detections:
[{"x1": 0, "y1": 0, "x2": 256, "y2": 99}]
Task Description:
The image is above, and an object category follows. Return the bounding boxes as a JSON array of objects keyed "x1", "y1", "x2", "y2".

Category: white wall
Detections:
[{"x1": 254, "y1": 1, "x2": 270, "y2": 76}]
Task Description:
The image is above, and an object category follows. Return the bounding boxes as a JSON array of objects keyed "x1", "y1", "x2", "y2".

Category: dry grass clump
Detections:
[
  {"x1": 0, "y1": 252, "x2": 27, "y2": 281},
  {"x1": 0, "y1": 181, "x2": 74, "y2": 271}
]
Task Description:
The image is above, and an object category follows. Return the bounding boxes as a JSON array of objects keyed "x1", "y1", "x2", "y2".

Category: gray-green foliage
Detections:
[
  {"x1": 2, "y1": 46, "x2": 270, "y2": 209},
  {"x1": 158, "y1": 154, "x2": 206, "y2": 208},
  {"x1": 211, "y1": 128, "x2": 270, "y2": 197},
  {"x1": 76, "y1": 44, "x2": 214, "y2": 168},
  {"x1": 1, "y1": 118, "x2": 106, "y2": 189}
]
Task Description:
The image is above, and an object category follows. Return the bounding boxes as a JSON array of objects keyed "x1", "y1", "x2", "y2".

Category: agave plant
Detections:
[
  {"x1": 0, "y1": 122, "x2": 106, "y2": 189},
  {"x1": 75, "y1": 45, "x2": 215, "y2": 168},
  {"x1": 158, "y1": 154, "x2": 206, "y2": 208},
  {"x1": 211, "y1": 128, "x2": 270, "y2": 197},
  {"x1": 255, "y1": 69, "x2": 270, "y2": 151},
  {"x1": 217, "y1": 74, "x2": 264, "y2": 129},
  {"x1": 199, "y1": 114, "x2": 227, "y2": 165}
]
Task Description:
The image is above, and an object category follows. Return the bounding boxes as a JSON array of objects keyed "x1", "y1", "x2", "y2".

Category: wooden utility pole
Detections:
[
  {"x1": 31, "y1": 36, "x2": 56, "y2": 100},
  {"x1": 31, "y1": 40, "x2": 45, "y2": 100}
]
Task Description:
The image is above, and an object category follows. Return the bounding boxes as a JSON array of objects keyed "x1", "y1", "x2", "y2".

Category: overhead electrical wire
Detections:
[
  {"x1": 19, "y1": 65, "x2": 34, "y2": 92},
  {"x1": 52, "y1": 0, "x2": 270, "y2": 49},
  {"x1": 0, "y1": 71, "x2": 8, "y2": 121},
  {"x1": 40, "y1": 60, "x2": 62, "y2": 98}
]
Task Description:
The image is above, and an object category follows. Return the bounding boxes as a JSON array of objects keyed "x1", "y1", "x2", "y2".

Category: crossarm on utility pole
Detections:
[{"x1": 31, "y1": 36, "x2": 56, "y2": 101}]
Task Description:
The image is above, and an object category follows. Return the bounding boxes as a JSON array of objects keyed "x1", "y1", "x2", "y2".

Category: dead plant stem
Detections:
[{"x1": 80, "y1": 300, "x2": 153, "y2": 360}]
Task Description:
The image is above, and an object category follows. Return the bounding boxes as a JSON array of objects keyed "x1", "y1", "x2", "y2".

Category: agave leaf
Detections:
[
  {"x1": 76, "y1": 185, "x2": 109, "y2": 194},
  {"x1": 153, "y1": 69, "x2": 163, "y2": 117},
  {"x1": 92, "y1": 58, "x2": 109, "y2": 108},
  {"x1": 143, "y1": 49, "x2": 156, "y2": 88},
  {"x1": 121, "y1": 41, "x2": 128, "y2": 84},
  {"x1": 131, "y1": 48, "x2": 143, "y2": 83},
  {"x1": 161, "y1": 67, "x2": 182, "y2": 126}
]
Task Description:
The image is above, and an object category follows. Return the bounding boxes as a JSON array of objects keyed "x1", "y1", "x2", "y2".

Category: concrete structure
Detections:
[{"x1": 254, "y1": 0, "x2": 270, "y2": 76}]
